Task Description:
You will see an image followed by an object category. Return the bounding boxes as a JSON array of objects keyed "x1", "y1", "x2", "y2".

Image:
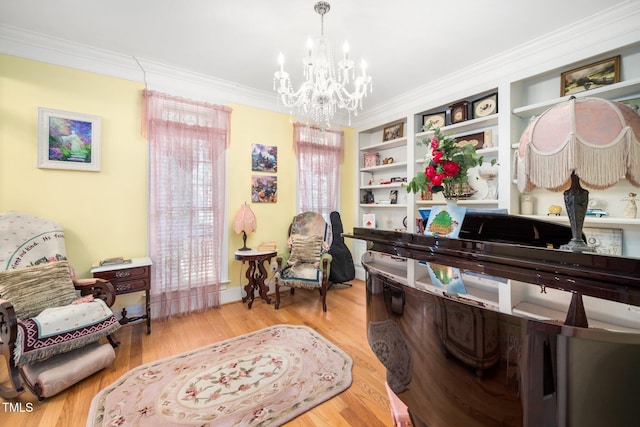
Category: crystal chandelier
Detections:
[{"x1": 273, "y1": 1, "x2": 372, "y2": 128}]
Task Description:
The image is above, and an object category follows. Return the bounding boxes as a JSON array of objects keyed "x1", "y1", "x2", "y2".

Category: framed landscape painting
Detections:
[
  {"x1": 560, "y1": 56, "x2": 620, "y2": 96},
  {"x1": 37, "y1": 107, "x2": 101, "y2": 171}
]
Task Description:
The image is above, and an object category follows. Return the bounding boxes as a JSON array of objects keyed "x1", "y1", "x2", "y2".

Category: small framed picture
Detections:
[
  {"x1": 390, "y1": 190, "x2": 398, "y2": 204},
  {"x1": 560, "y1": 55, "x2": 620, "y2": 96},
  {"x1": 454, "y1": 132, "x2": 485, "y2": 150},
  {"x1": 449, "y1": 101, "x2": 469, "y2": 124},
  {"x1": 620, "y1": 97, "x2": 640, "y2": 116},
  {"x1": 472, "y1": 93, "x2": 498, "y2": 118},
  {"x1": 383, "y1": 123, "x2": 404, "y2": 141},
  {"x1": 37, "y1": 107, "x2": 102, "y2": 172},
  {"x1": 363, "y1": 213, "x2": 376, "y2": 229},
  {"x1": 422, "y1": 112, "x2": 446, "y2": 129}
]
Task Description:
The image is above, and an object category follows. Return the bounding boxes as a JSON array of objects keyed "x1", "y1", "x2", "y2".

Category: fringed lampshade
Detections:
[
  {"x1": 516, "y1": 96, "x2": 640, "y2": 251},
  {"x1": 233, "y1": 203, "x2": 257, "y2": 251}
]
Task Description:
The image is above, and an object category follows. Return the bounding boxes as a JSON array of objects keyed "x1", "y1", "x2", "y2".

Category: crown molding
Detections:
[
  {"x1": 0, "y1": 24, "x2": 280, "y2": 112},
  {"x1": 2, "y1": 0, "x2": 639, "y2": 130},
  {"x1": 352, "y1": 1, "x2": 640, "y2": 130}
]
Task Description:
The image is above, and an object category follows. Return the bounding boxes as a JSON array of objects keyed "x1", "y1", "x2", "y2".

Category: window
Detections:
[
  {"x1": 294, "y1": 123, "x2": 344, "y2": 220},
  {"x1": 142, "y1": 90, "x2": 232, "y2": 319}
]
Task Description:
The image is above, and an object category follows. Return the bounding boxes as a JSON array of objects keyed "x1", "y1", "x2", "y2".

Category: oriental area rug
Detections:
[{"x1": 87, "y1": 324, "x2": 353, "y2": 426}]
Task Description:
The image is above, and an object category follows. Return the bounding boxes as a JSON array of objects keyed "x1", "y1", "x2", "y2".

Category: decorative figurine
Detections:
[
  {"x1": 623, "y1": 192, "x2": 638, "y2": 218},
  {"x1": 548, "y1": 205, "x2": 562, "y2": 216}
]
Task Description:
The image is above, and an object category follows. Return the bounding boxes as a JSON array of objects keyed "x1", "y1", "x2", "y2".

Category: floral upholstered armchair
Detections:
[
  {"x1": 0, "y1": 212, "x2": 120, "y2": 400},
  {"x1": 275, "y1": 212, "x2": 332, "y2": 312}
]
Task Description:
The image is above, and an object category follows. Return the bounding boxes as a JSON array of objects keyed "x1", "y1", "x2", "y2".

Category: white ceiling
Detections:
[{"x1": 0, "y1": 0, "x2": 630, "y2": 113}]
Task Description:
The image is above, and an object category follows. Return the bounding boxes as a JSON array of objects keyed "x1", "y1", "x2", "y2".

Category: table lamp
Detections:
[
  {"x1": 233, "y1": 203, "x2": 257, "y2": 251},
  {"x1": 516, "y1": 96, "x2": 640, "y2": 252}
]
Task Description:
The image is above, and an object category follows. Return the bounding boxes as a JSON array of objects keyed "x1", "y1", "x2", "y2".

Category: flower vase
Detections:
[
  {"x1": 445, "y1": 198, "x2": 458, "y2": 209},
  {"x1": 478, "y1": 164, "x2": 499, "y2": 200}
]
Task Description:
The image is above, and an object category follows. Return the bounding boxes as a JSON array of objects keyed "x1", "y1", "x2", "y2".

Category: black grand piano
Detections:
[{"x1": 348, "y1": 213, "x2": 640, "y2": 427}]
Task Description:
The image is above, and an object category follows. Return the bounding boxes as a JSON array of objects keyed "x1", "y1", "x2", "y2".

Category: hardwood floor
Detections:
[{"x1": 1, "y1": 280, "x2": 396, "y2": 426}]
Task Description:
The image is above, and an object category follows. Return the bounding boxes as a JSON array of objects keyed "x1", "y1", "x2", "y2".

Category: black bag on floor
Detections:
[{"x1": 328, "y1": 211, "x2": 355, "y2": 283}]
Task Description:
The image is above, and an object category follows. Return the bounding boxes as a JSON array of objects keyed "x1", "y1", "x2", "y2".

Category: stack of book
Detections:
[
  {"x1": 98, "y1": 257, "x2": 132, "y2": 266},
  {"x1": 258, "y1": 242, "x2": 277, "y2": 251}
]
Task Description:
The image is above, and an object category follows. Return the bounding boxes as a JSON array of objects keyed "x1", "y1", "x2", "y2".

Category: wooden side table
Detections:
[
  {"x1": 91, "y1": 257, "x2": 152, "y2": 334},
  {"x1": 235, "y1": 249, "x2": 276, "y2": 309}
]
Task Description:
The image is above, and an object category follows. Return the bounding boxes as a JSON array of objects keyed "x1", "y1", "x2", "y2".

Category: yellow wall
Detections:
[
  {"x1": 0, "y1": 54, "x2": 356, "y2": 299},
  {"x1": 0, "y1": 54, "x2": 148, "y2": 274}
]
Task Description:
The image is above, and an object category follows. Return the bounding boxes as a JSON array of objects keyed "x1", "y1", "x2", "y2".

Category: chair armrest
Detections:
[
  {"x1": 321, "y1": 253, "x2": 332, "y2": 276},
  {"x1": 74, "y1": 278, "x2": 117, "y2": 308},
  {"x1": 0, "y1": 299, "x2": 23, "y2": 398}
]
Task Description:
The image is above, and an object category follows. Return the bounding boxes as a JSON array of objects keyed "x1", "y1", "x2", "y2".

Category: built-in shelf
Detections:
[
  {"x1": 360, "y1": 203, "x2": 407, "y2": 208},
  {"x1": 416, "y1": 199, "x2": 499, "y2": 206},
  {"x1": 522, "y1": 214, "x2": 640, "y2": 226},
  {"x1": 360, "y1": 161, "x2": 408, "y2": 173},
  {"x1": 511, "y1": 78, "x2": 640, "y2": 118},
  {"x1": 361, "y1": 183, "x2": 405, "y2": 190},
  {"x1": 360, "y1": 137, "x2": 407, "y2": 152}
]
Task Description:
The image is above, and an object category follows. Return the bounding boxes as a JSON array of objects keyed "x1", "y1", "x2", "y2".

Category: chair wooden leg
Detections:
[
  {"x1": 274, "y1": 278, "x2": 281, "y2": 309},
  {"x1": 107, "y1": 333, "x2": 120, "y2": 348}
]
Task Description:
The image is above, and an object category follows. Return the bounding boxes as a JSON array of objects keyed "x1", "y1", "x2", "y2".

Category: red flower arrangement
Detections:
[{"x1": 406, "y1": 123, "x2": 482, "y2": 199}]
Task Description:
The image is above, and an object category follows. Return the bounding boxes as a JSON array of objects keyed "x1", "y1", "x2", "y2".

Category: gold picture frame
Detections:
[
  {"x1": 383, "y1": 123, "x2": 404, "y2": 142},
  {"x1": 560, "y1": 56, "x2": 620, "y2": 96}
]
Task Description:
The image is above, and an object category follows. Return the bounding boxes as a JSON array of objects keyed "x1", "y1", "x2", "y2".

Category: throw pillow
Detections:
[
  {"x1": 289, "y1": 234, "x2": 323, "y2": 264},
  {"x1": 0, "y1": 261, "x2": 78, "y2": 319}
]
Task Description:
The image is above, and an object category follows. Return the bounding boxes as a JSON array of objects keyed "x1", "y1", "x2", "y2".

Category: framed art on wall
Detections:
[
  {"x1": 37, "y1": 107, "x2": 102, "y2": 171},
  {"x1": 251, "y1": 175, "x2": 277, "y2": 203},
  {"x1": 560, "y1": 55, "x2": 620, "y2": 96},
  {"x1": 251, "y1": 144, "x2": 277, "y2": 172}
]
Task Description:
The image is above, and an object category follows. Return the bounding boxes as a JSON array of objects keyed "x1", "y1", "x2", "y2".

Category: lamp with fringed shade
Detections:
[
  {"x1": 233, "y1": 203, "x2": 257, "y2": 251},
  {"x1": 516, "y1": 96, "x2": 640, "y2": 251}
]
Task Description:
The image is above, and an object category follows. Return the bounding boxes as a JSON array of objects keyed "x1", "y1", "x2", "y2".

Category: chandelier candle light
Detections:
[{"x1": 274, "y1": 1, "x2": 372, "y2": 128}]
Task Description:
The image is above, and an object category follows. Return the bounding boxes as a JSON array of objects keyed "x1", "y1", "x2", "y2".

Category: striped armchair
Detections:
[{"x1": 274, "y1": 212, "x2": 332, "y2": 312}]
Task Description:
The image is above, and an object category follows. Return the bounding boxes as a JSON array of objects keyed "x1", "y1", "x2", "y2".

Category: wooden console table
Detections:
[
  {"x1": 91, "y1": 257, "x2": 152, "y2": 334},
  {"x1": 235, "y1": 249, "x2": 276, "y2": 309}
]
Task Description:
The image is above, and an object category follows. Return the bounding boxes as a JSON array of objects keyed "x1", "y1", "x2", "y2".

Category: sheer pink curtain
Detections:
[
  {"x1": 142, "y1": 90, "x2": 232, "y2": 319},
  {"x1": 293, "y1": 123, "x2": 344, "y2": 219}
]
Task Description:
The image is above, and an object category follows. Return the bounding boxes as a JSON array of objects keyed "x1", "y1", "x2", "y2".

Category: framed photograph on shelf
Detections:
[
  {"x1": 390, "y1": 190, "x2": 398, "y2": 204},
  {"x1": 583, "y1": 227, "x2": 623, "y2": 255},
  {"x1": 383, "y1": 123, "x2": 404, "y2": 141},
  {"x1": 37, "y1": 107, "x2": 101, "y2": 172},
  {"x1": 560, "y1": 55, "x2": 620, "y2": 96},
  {"x1": 422, "y1": 112, "x2": 446, "y2": 129},
  {"x1": 449, "y1": 101, "x2": 469, "y2": 124},
  {"x1": 362, "y1": 213, "x2": 376, "y2": 228},
  {"x1": 620, "y1": 97, "x2": 640, "y2": 116},
  {"x1": 454, "y1": 132, "x2": 485, "y2": 150},
  {"x1": 472, "y1": 93, "x2": 498, "y2": 118}
]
